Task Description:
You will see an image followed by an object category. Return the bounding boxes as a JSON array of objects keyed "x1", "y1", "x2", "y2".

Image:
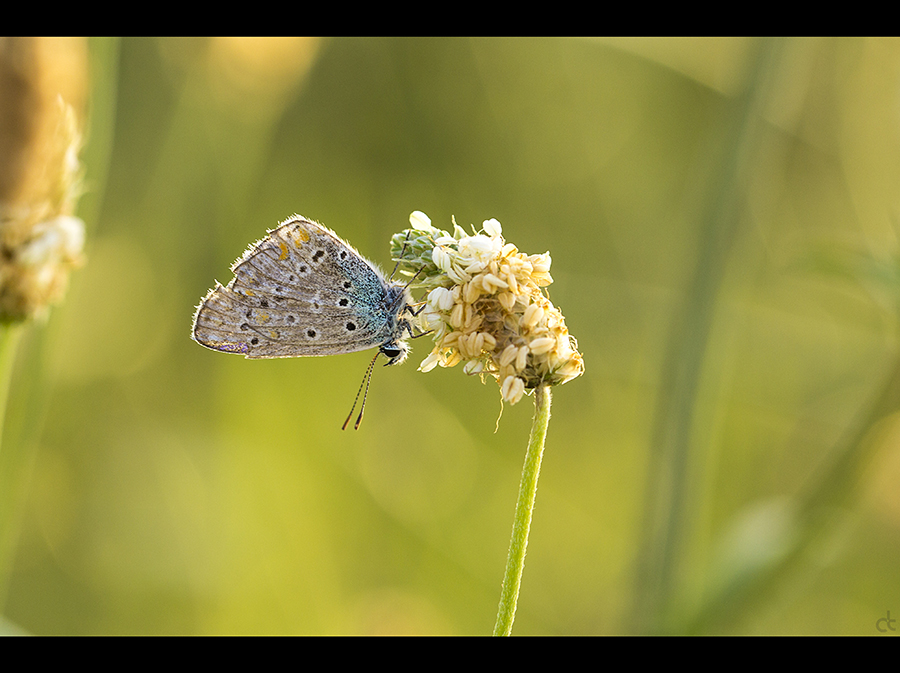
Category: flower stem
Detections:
[
  {"x1": 0, "y1": 324, "x2": 22, "y2": 459},
  {"x1": 0, "y1": 323, "x2": 23, "y2": 605},
  {"x1": 493, "y1": 385, "x2": 552, "y2": 636}
]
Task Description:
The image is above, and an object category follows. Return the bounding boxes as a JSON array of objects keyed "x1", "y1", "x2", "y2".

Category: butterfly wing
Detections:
[{"x1": 192, "y1": 216, "x2": 407, "y2": 359}]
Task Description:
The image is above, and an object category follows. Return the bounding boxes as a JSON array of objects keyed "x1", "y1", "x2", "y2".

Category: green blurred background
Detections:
[{"x1": 2, "y1": 36, "x2": 900, "y2": 635}]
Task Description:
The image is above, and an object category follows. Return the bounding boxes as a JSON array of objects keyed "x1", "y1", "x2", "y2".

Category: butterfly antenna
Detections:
[
  {"x1": 402, "y1": 265, "x2": 424, "y2": 292},
  {"x1": 389, "y1": 231, "x2": 413, "y2": 281},
  {"x1": 342, "y1": 352, "x2": 380, "y2": 430}
]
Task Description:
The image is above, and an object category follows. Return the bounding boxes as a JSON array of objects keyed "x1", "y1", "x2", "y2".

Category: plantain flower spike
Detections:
[
  {"x1": 391, "y1": 211, "x2": 584, "y2": 404},
  {"x1": 0, "y1": 37, "x2": 86, "y2": 323}
]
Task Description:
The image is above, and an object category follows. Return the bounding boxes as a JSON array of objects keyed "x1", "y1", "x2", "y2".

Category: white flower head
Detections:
[{"x1": 395, "y1": 212, "x2": 584, "y2": 405}]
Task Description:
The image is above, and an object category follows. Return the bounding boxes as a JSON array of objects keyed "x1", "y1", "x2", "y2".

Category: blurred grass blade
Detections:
[
  {"x1": 0, "y1": 323, "x2": 24, "y2": 606},
  {"x1": 630, "y1": 38, "x2": 785, "y2": 634}
]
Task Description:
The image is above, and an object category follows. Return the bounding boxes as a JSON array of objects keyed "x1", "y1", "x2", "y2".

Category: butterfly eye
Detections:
[
  {"x1": 379, "y1": 341, "x2": 409, "y2": 367},
  {"x1": 381, "y1": 344, "x2": 402, "y2": 359}
]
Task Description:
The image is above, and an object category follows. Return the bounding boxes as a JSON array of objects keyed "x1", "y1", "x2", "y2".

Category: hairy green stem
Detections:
[{"x1": 493, "y1": 385, "x2": 552, "y2": 636}]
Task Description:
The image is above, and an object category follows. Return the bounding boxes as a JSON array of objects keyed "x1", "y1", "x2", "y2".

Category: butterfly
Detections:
[{"x1": 192, "y1": 215, "x2": 419, "y2": 429}]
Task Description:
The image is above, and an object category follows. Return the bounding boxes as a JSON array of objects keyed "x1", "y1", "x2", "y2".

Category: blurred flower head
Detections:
[
  {"x1": 0, "y1": 37, "x2": 86, "y2": 322},
  {"x1": 0, "y1": 96, "x2": 85, "y2": 322}
]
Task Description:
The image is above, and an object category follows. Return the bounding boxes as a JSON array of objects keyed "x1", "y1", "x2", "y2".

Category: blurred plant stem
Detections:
[
  {"x1": 0, "y1": 327, "x2": 23, "y2": 451},
  {"x1": 494, "y1": 385, "x2": 551, "y2": 636},
  {"x1": 0, "y1": 323, "x2": 24, "y2": 604},
  {"x1": 0, "y1": 37, "x2": 117, "y2": 612},
  {"x1": 629, "y1": 39, "x2": 785, "y2": 634},
  {"x1": 78, "y1": 37, "x2": 119, "y2": 231}
]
